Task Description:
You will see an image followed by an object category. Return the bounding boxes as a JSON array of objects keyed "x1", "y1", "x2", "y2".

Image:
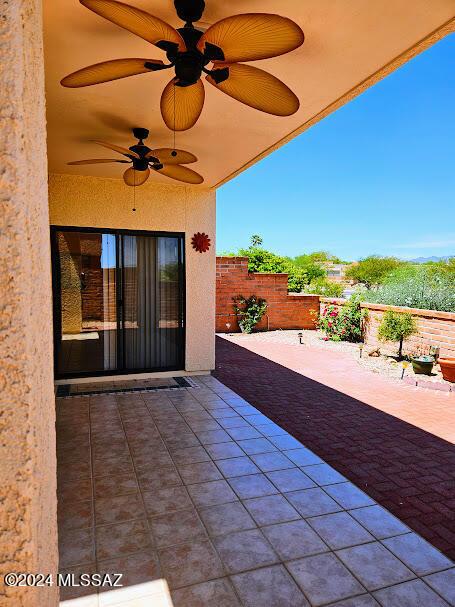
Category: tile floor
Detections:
[{"x1": 57, "y1": 376, "x2": 455, "y2": 607}]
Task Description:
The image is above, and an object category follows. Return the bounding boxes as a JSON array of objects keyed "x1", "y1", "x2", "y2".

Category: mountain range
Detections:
[{"x1": 409, "y1": 255, "x2": 453, "y2": 263}]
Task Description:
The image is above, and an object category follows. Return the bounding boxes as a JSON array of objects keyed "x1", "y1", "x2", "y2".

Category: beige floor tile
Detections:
[
  {"x1": 97, "y1": 550, "x2": 161, "y2": 588},
  {"x1": 177, "y1": 461, "x2": 222, "y2": 485},
  {"x1": 204, "y1": 442, "x2": 245, "y2": 460},
  {"x1": 250, "y1": 452, "x2": 295, "y2": 473},
  {"x1": 214, "y1": 528, "x2": 279, "y2": 574},
  {"x1": 307, "y1": 512, "x2": 374, "y2": 550},
  {"x1": 266, "y1": 468, "x2": 315, "y2": 493},
  {"x1": 336, "y1": 542, "x2": 415, "y2": 590},
  {"x1": 142, "y1": 486, "x2": 193, "y2": 517},
  {"x1": 170, "y1": 446, "x2": 210, "y2": 466},
  {"x1": 231, "y1": 565, "x2": 309, "y2": 607},
  {"x1": 373, "y1": 579, "x2": 450, "y2": 607},
  {"x1": 243, "y1": 494, "x2": 300, "y2": 526},
  {"x1": 187, "y1": 480, "x2": 238, "y2": 508},
  {"x1": 59, "y1": 527, "x2": 95, "y2": 568},
  {"x1": 95, "y1": 494, "x2": 145, "y2": 526},
  {"x1": 95, "y1": 520, "x2": 153, "y2": 561},
  {"x1": 171, "y1": 578, "x2": 241, "y2": 607},
  {"x1": 286, "y1": 553, "x2": 365, "y2": 606},
  {"x1": 198, "y1": 502, "x2": 256, "y2": 536},
  {"x1": 149, "y1": 509, "x2": 207, "y2": 548},
  {"x1": 285, "y1": 487, "x2": 343, "y2": 518},
  {"x1": 262, "y1": 519, "x2": 329, "y2": 560},
  {"x1": 382, "y1": 533, "x2": 453, "y2": 576},
  {"x1": 228, "y1": 474, "x2": 279, "y2": 500},
  {"x1": 94, "y1": 474, "x2": 139, "y2": 499},
  {"x1": 237, "y1": 438, "x2": 278, "y2": 455},
  {"x1": 58, "y1": 500, "x2": 93, "y2": 532},
  {"x1": 136, "y1": 465, "x2": 182, "y2": 491},
  {"x1": 159, "y1": 540, "x2": 224, "y2": 589},
  {"x1": 215, "y1": 456, "x2": 260, "y2": 478}
]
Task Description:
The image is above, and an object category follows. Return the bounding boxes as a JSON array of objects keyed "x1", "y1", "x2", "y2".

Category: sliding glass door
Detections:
[{"x1": 52, "y1": 227, "x2": 184, "y2": 378}]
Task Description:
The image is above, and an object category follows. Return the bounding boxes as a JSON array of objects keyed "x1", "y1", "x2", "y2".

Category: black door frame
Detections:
[{"x1": 50, "y1": 225, "x2": 186, "y2": 380}]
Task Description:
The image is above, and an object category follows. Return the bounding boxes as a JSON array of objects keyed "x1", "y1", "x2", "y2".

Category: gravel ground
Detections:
[{"x1": 225, "y1": 329, "x2": 448, "y2": 386}]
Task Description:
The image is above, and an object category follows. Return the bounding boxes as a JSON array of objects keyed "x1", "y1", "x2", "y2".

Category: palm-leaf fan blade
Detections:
[
  {"x1": 80, "y1": 0, "x2": 185, "y2": 50},
  {"x1": 206, "y1": 63, "x2": 299, "y2": 116},
  {"x1": 61, "y1": 58, "x2": 164, "y2": 88},
  {"x1": 158, "y1": 165, "x2": 204, "y2": 184},
  {"x1": 92, "y1": 140, "x2": 140, "y2": 158},
  {"x1": 146, "y1": 148, "x2": 197, "y2": 165},
  {"x1": 197, "y1": 13, "x2": 304, "y2": 63},
  {"x1": 123, "y1": 167, "x2": 150, "y2": 186},
  {"x1": 68, "y1": 158, "x2": 129, "y2": 164},
  {"x1": 161, "y1": 79, "x2": 205, "y2": 131}
]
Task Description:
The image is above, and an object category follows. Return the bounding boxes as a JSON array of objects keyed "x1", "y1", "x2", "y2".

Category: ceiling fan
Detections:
[
  {"x1": 67, "y1": 127, "x2": 204, "y2": 185},
  {"x1": 61, "y1": 0, "x2": 304, "y2": 130}
]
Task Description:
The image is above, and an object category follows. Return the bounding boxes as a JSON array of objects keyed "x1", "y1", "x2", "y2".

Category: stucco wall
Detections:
[
  {"x1": 0, "y1": 1, "x2": 58, "y2": 606},
  {"x1": 48, "y1": 174, "x2": 216, "y2": 372}
]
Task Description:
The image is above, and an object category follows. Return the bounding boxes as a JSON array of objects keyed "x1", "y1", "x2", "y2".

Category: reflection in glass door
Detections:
[
  {"x1": 52, "y1": 228, "x2": 184, "y2": 378},
  {"x1": 121, "y1": 235, "x2": 183, "y2": 371}
]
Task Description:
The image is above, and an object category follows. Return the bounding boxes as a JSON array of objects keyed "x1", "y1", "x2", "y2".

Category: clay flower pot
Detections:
[{"x1": 439, "y1": 357, "x2": 455, "y2": 383}]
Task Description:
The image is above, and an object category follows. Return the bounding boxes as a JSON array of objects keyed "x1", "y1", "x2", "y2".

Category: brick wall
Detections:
[
  {"x1": 216, "y1": 257, "x2": 319, "y2": 332},
  {"x1": 319, "y1": 298, "x2": 455, "y2": 357}
]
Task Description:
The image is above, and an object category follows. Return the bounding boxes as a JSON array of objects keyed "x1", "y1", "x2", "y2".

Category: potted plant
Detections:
[
  {"x1": 411, "y1": 355, "x2": 435, "y2": 375},
  {"x1": 377, "y1": 310, "x2": 417, "y2": 360},
  {"x1": 232, "y1": 295, "x2": 267, "y2": 334},
  {"x1": 438, "y1": 357, "x2": 455, "y2": 383}
]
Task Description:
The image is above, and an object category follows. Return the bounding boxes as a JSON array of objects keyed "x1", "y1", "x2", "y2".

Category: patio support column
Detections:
[{"x1": 0, "y1": 2, "x2": 58, "y2": 606}]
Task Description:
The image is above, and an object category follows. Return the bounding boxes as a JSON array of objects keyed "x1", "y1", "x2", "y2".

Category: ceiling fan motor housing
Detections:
[
  {"x1": 132, "y1": 127, "x2": 149, "y2": 141},
  {"x1": 174, "y1": 0, "x2": 205, "y2": 24}
]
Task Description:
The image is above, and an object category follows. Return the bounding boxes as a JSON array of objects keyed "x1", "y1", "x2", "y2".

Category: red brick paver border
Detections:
[{"x1": 214, "y1": 336, "x2": 455, "y2": 560}]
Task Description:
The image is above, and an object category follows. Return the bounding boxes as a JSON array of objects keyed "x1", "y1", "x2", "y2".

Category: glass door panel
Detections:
[
  {"x1": 54, "y1": 230, "x2": 117, "y2": 376},
  {"x1": 52, "y1": 228, "x2": 184, "y2": 378},
  {"x1": 121, "y1": 235, "x2": 183, "y2": 370}
]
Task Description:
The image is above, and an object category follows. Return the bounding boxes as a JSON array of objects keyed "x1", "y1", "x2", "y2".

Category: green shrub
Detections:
[
  {"x1": 366, "y1": 265, "x2": 455, "y2": 312},
  {"x1": 237, "y1": 246, "x2": 324, "y2": 293},
  {"x1": 293, "y1": 251, "x2": 347, "y2": 266},
  {"x1": 304, "y1": 277, "x2": 344, "y2": 298},
  {"x1": 318, "y1": 296, "x2": 367, "y2": 342},
  {"x1": 377, "y1": 310, "x2": 417, "y2": 359},
  {"x1": 232, "y1": 295, "x2": 267, "y2": 334},
  {"x1": 345, "y1": 256, "x2": 405, "y2": 288}
]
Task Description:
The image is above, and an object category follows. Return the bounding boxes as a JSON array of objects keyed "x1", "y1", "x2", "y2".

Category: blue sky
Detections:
[{"x1": 217, "y1": 34, "x2": 455, "y2": 261}]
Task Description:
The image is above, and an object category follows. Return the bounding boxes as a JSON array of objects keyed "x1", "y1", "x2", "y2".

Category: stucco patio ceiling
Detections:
[{"x1": 44, "y1": 0, "x2": 454, "y2": 188}]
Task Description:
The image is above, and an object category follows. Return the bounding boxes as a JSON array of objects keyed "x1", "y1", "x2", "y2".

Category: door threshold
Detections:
[{"x1": 54, "y1": 369, "x2": 210, "y2": 385}]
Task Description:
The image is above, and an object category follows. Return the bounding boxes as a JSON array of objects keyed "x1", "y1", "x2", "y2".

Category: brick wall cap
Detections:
[
  {"x1": 320, "y1": 297, "x2": 347, "y2": 304},
  {"x1": 360, "y1": 301, "x2": 455, "y2": 321},
  {"x1": 320, "y1": 297, "x2": 455, "y2": 321},
  {"x1": 249, "y1": 272, "x2": 288, "y2": 277},
  {"x1": 217, "y1": 256, "x2": 249, "y2": 261}
]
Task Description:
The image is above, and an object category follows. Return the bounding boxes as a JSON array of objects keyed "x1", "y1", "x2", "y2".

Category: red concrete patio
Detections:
[{"x1": 214, "y1": 334, "x2": 455, "y2": 561}]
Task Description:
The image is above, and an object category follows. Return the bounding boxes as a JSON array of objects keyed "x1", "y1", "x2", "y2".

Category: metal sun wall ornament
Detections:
[
  {"x1": 61, "y1": 0, "x2": 304, "y2": 130},
  {"x1": 191, "y1": 232, "x2": 211, "y2": 253},
  {"x1": 67, "y1": 127, "x2": 203, "y2": 185}
]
